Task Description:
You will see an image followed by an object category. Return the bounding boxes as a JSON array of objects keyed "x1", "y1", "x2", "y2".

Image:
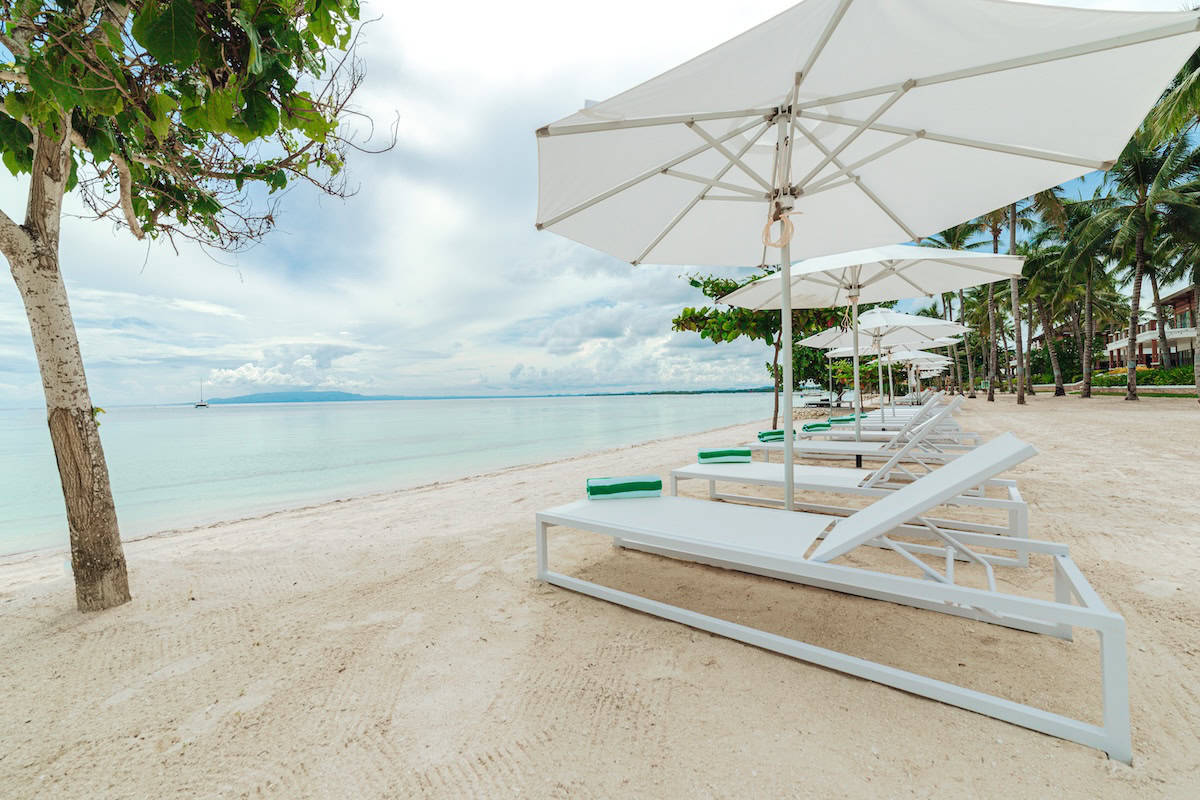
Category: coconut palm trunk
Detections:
[
  {"x1": 1036, "y1": 298, "x2": 1066, "y2": 395},
  {"x1": 1125, "y1": 225, "x2": 1147, "y2": 401},
  {"x1": 1190, "y1": 283, "x2": 1199, "y2": 404},
  {"x1": 959, "y1": 289, "x2": 976, "y2": 398},
  {"x1": 999, "y1": 323, "x2": 1012, "y2": 391},
  {"x1": 1149, "y1": 269, "x2": 1172, "y2": 370},
  {"x1": 2, "y1": 121, "x2": 130, "y2": 612},
  {"x1": 1026, "y1": 299, "x2": 1036, "y2": 394},
  {"x1": 1009, "y1": 204, "x2": 1025, "y2": 404},
  {"x1": 1082, "y1": 268, "x2": 1094, "y2": 397},
  {"x1": 987, "y1": 283, "x2": 998, "y2": 401}
]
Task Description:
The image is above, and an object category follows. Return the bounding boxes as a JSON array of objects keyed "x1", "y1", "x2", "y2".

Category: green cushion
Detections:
[
  {"x1": 698, "y1": 448, "x2": 752, "y2": 463},
  {"x1": 586, "y1": 476, "x2": 662, "y2": 499}
]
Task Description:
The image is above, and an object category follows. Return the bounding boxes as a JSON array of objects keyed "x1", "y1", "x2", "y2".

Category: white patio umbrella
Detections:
[
  {"x1": 826, "y1": 334, "x2": 961, "y2": 413},
  {"x1": 536, "y1": 0, "x2": 1200, "y2": 510},
  {"x1": 721, "y1": 245, "x2": 1016, "y2": 443},
  {"x1": 799, "y1": 306, "x2": 968, "y2": 412}
]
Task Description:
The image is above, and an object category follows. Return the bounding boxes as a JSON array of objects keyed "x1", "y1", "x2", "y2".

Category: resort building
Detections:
[{"x1": 1100, "y1": 286, "x2": 1197, "y2": 370}]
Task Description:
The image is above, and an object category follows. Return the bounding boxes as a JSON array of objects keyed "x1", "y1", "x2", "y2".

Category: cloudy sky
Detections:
[{"x1": 0, "y1": 0, "x2": 1188, "y2": 407}]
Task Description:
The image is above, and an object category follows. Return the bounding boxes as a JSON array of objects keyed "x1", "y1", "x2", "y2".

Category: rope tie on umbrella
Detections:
[{"x1": 761, "y1": 209, "x2": 799, "y2": 248}]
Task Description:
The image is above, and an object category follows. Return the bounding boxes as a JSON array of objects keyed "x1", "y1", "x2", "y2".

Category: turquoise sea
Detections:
[{"x1": 0, "y1": 393, "x2": 776, "y2": 556}]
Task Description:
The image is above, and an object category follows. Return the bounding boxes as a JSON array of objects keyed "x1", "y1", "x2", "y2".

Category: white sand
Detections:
[{"x1": 1, "y1": 395, "x2": 1198, "y2": 798}]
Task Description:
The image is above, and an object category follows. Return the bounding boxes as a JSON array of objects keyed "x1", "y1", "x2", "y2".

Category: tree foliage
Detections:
[
  {"x1": 0, "y1": 0, "x2": 386, "y2": 250},
  {"x1": 672, "y1": 270, "x2": 844, "y2": 388}
]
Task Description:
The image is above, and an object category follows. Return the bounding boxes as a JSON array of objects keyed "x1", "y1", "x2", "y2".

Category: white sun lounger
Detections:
[
  {"x1": 535, "y1": 435, "x2": 1130, "y2": 763},
  {"x1": 755, "y1": 397, "x2": 972, "y2": 469},
  {"x1": 670, "y1": 442, "x2": 1029, "y2": 565}
]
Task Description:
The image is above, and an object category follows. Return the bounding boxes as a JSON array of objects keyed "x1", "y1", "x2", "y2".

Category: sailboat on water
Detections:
[{"x1": 195, "y1": 380, "x2": 208, "y2": 408}]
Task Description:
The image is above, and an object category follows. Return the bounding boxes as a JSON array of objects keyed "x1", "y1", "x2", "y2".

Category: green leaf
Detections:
[
  {"x1": 134, "y1": 0, "x2": 199, "y2": 68},
  {"x1": 233, "y1": 10, "x2": 264, "y2": 76}
]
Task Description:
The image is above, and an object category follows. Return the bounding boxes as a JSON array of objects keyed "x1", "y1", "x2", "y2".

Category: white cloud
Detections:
[{"x1": 0, "y1": 0, "x2": 1187, "y2": 406}]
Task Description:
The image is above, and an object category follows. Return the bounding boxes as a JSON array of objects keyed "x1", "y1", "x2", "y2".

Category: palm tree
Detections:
[
  {"x1": 1075, "y1": 129, "x2": 1200, "y2": 400},
  {"x1": 1021, "y1": 233, "x2": 1068, "y2": 395},
  {"x1": 1148, "y1": 48, "x2": 1200, "y2": 139},
  {"x1": 924, "y1": 223, "x2": 986, "y2": 398},
  {"x1": 976, "y1": 210, "x2": 1010, "y2": 401}
]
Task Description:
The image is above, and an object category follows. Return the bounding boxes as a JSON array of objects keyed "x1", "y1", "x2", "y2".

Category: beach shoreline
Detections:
[{"x1": 2, "y1": 395, "x2": 1197, "y2": 798}]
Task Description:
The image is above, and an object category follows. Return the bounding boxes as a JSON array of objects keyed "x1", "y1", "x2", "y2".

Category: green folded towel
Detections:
[
  {"x1": 802, "y1": 422, "x2": 831, "y2": 433},
  {"x1": 757, "y1": 429, "x2": 799, "y2": 442},
  {"x1": 698, "y1": 448, "x2": 752, "y2": 464},
  {"x1": 586, "y1": 476, "x2": 662, "y2": 499},
  {"x1": 830, "y1": 413, "x2": 867, "y2": 424}
]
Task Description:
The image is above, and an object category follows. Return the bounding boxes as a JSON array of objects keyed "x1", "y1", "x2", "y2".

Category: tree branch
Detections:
[
  {"x1": 110, "y1": 152, "x2": 144, "y2": 239},
  {"x1": 0, "y1": 204, "x2": 32, "y2": 261}
]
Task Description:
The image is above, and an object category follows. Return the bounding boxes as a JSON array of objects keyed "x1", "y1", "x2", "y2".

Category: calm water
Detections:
[{"x1": 0, "y1": 394, "x2": 776, "y2": 556}]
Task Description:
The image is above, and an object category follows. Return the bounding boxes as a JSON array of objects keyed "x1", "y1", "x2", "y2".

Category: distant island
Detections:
[{"x1": 204, "y1": 388, "x2": 775, "y2": 405}]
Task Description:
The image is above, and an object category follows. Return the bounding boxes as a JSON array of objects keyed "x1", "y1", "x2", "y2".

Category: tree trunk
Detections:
[
  {"x1": 1082, "y1": 267, "x2": 1094, "y2": 398},
  {"x1": 987, "y1": 282, "x2": 998, "y2": 401},
  {"x1": 1191, "y1": 281, "x2": 1199, "y2": 405},
  {"x1": 1037, "y1": 298, "x2": 1065, "y2": 396},
  {"x1": 771, "y1": 330, "x2": 782, "y2": 428},
  {"x1": 1125, "y1": 227, "x2": 1146, "y2": 401},
  {"x1": 2, "y1": 119, "x2": 130, "y2": 612},
  {"x1": 999, "y1": 323, "x2": 1011, "y2": 391},
  {"x1": 1149, "y1": 269, "x2": 1172, "y2": 370},
  {"x1": 1009, "y1": 204, "x2": 1025, "y2": 404},
  {"x1": 959, "y1": 289, "x2": 976, "y2": 398}
]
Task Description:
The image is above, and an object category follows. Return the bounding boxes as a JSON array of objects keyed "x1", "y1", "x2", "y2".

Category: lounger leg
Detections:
[
  {"x1": 536, "y1": 520, "x2": 549, "y2": 580},
  {"x1": 1012, "y1": 502, "x2": 1029, "y2": 566},
  {"x1": 1100, "y1": 620, "x2": 1133, "y2": 765},
  {"x1": 670, "y1": 475, "x2": 679, "y2": 496},
  {"x1": 708, "y1": 479, "x2": 716, "y2": 500},
  {"x1": 1051, "y1": 558, "x2": 1076, "y2": 641}
]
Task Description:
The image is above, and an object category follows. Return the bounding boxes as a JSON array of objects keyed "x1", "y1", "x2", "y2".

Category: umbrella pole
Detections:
[
  {"x1": 782, "y1": 244, "x2": 794, "y2": 511},
  {"x1": 887, "y1": 357, "x2": 896, "y2": 416},
  {"x1": 875, "y1": 339, "x2": 884, "y2": 422},
  {"x1": 852, "y1": 295, "x2": 861, "y2": 443}
]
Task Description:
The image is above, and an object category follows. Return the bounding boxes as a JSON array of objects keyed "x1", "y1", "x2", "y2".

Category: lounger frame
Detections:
[
  {"x1": 534, "y1": 512, "x2": 1132, "y2": 764},
  {"x1": 669, "y1": 467, "x2": 1030, "y2": 566}
]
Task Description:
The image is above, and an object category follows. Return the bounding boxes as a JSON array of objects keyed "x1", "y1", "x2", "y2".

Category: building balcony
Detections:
[{"x1": 1105, "y1": 326, "x2": 1197, "y2": 354}]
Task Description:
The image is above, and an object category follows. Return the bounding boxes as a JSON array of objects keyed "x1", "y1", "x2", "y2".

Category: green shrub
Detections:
[{"x1": 1092, "y1": 366, "x2": 1196, "y2": 387}]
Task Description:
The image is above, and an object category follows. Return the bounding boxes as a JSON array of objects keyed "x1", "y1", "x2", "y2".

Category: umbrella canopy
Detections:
[
  {"x1": 721, "y1": 246, "x2": 1022, "y2": 309},
  {"x1": 536, "y1": 0, "x2": 1200, "y2": 267},
  {"x1": 797, "y1": 306, "x2": 968, "y2": 350},
  {"x1": 825, "y1": 337, "x2": 959, "y2": 358},
  {"x1": 875, "y1": 349, "x2": 953, "y2": 365}
]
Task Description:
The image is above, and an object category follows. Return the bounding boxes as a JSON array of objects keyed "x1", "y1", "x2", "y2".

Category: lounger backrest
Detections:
[
  {"x1": 882, "y1": 393, "x2": 942, "y2": 445},
  {"x1": 884, "y1": 394, "x2": 960, "y2": 450},
  {"x1": 860, "y1": 397, "x2": 961, "y2": 486},
  {"x1": 812, "y1": 432, "x2": 1035, "y2": 562}
]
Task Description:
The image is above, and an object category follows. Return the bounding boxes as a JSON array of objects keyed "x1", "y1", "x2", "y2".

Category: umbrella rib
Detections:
[
  {"x1": 537, "y1": 107, "x2": 779, "y2": 137},
  {"x1": 798, "y1": 0, "x2": 857, "y2": 84},
  {"x1": 792, "y1": 17, "x2": 1200, "y2": 115},
  {"x1": 794, "y1": 122, "x2": 920, "y2": 240},
  {"x1": 793, "y1": 85, "x2": 912, "y2": 190},
  {"x1": 688, "y1": 121, "x2": 774, "y2": 191},
  {"x1": 882, "y1": 261, "x2": 934, "y2": 296},
  {"x1": 801, "y1": 133, "x2": 921, "y2": 193},
  {"x1": 799, "y1": 111, "x2": 1110, "y2": 170},
  {"x1": 538, "y1": 116, "x2": 768, "y2": 230},
  {"x1": 662, "y1": 169, "x2": 768, "y2": 197},
  {"x1": 634, "y1": 120, "x2": 772, "y2": 264},
  {"x1": 851, "y1": 179, "x2": 920, "y2": 240},
  {"x1": 937, "y1": 258, "x2": 1022, "y2": 278}
]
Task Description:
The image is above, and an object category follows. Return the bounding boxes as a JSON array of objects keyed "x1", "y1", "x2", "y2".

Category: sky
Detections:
[{"x1": 0, "y1": 0, "x2": 1192, "y2": 407}]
